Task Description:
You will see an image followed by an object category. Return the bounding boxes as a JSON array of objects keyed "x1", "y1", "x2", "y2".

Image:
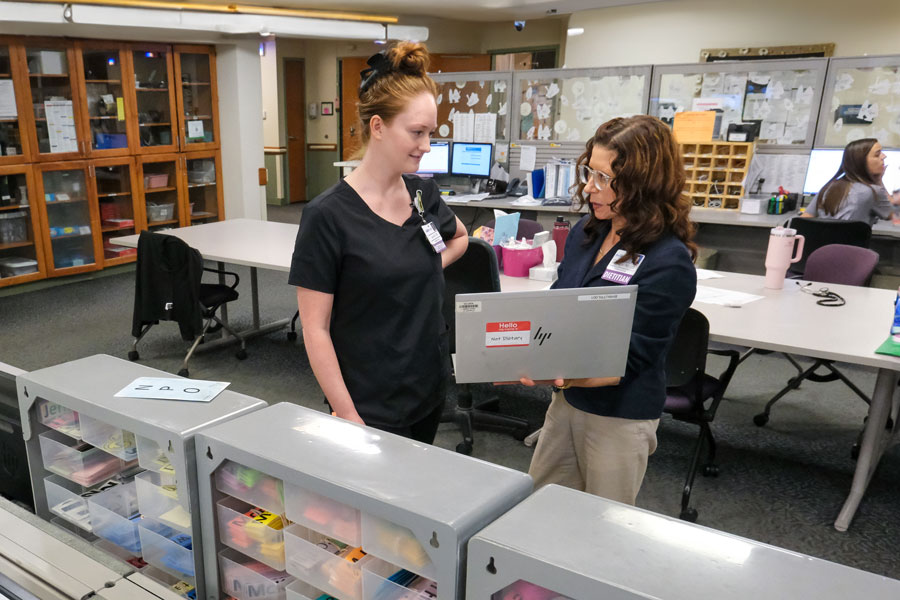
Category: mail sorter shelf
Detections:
[
  {"x1": 17, "y1": 353, "x2": 266, "y2": 600},
  {"x1": 194, "y1": 402, "x2": 533, "y2": 600},
  {"x1": 466, "y1": 485, "x2": 900, "y2": 600}
]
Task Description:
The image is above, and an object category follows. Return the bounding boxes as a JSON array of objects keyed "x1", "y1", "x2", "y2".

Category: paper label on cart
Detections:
[
  {"x1": 578, "y1": 293, "x2": 632, "y2": 301},
  {"x1": 456, "y1": 300, "x2": 482, "y2": 313},
  {"x1": 114, "y1": 377, "x2": 229, "y2": 402},
  {"x1": 486, "y1": 321, "x2": 531, "y2": 347}
]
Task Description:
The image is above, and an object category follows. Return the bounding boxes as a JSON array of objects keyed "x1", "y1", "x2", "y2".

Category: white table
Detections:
[{"x1": 111, "y1": 219, "x2": 298, "y2": 341}]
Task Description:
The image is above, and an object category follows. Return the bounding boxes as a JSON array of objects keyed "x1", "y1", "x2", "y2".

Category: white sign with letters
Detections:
[{"x1": 115, "y1": 377, "x2": 229, "y2": 403}]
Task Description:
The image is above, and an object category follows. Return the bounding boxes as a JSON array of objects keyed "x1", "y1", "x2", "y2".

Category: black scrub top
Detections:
[{"x1": 288, "y1": 175, "x2": 458, "y2": 427}]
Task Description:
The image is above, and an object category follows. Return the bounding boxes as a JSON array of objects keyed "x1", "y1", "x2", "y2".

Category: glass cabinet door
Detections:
[
  {"x1": 0, "y1": 168, "x2": 43, "y2": 285},
  {"x1": 24, "y1": 45, "x2": 83, "y2": 159},
  {"x1": 80, "y1": 46, "x2": 130, "y2": 155},
  {"x1": 95, "y1": 161, "x2": 138, "y2": 265},
  {"x1": 41, "y1": 167, "x2": 97, "y2": 271},
  {"x1": 140, "y1": 157, "x2": 182, "y2": 229},
  {"x1": 176, "y1": 49, "x2": 217, "y2": 149},
  {"x1": 0, "y1": 44, "x2": 28, "y2": 163},
  {"x1": 132, "y1": 48, "x2": 176, "y2": 152},
  {"x1": 185, "y1": 153, "x2": 221, "y2": 224}
]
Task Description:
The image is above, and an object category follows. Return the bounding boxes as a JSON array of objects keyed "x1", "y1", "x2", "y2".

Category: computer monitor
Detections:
[
  {"x1": 416, "y1": 141, "x2": 450, "y2": 175},
  {"x1": 803, "y1": 148, "x2": 900, "y2": 195},
  {"x1": 451, "y1": 142, "x2": 493, "y2": 178}
]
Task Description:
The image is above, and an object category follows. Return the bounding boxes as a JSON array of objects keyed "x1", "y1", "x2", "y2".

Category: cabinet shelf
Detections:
[
  {"x1": 46, "y1": 198, "x2": 87, "y2": 205},
  {"x1": 98, "y1": 192, "x2": 130, "y2": 198},
  {"x1": 188, "y1": 182, "x2": 214, "y2": 188},
  {"x1": 85, "y1": 79, "x2": 121, "y2": 84},
  {"x1": 190, "y1": 212, "x2": 215, "y2": 219},
  {"x1": 138, "y1": 123, "x2": 170, "y2": 127},
  {"x1": 0, "y1": 73, "x2": 10, "y2": 77},
  {"x1": 0, "y1": 204, "x2": 29, "y2": 211},
  {"x1": 181, "y1": 82, "x2": 211, "y2": 86},
  {"x1": 29, "y1": 73, "x2": 69, "y2": 78},
  {"x1": 0, "y1": 118, "x2": 19, "y2": 123},
  {"x1": 89, "y1": 116, "x2": 120, "y2": 120},
  {"x1": 0, "y1": 240, "x2": 33, "y2": 250},
  {"x1": 184, "y1": 115, "x2": 212, "y2": 120},
  {"x1": 148, "y1": 218, "x2": 178, "y2": 226},
  {"x1": 135, "y1": 87, "x2": 169, "y2": 92},
  {"x1": 144, "y1": 186, "x2": 176, "y2": 194},
  {"x1": 49, "y1": 231, "x2": 92, "y2": 240},
  {"x1": 101, "y1": 224, "x2": 134, "y2": 232}
]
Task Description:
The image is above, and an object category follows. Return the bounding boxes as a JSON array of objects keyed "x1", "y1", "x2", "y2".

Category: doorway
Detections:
[{"x1": 284, "y1": 58, "x2": 307, "y2": 203}]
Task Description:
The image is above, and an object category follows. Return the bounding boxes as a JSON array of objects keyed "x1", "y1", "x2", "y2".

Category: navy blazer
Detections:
[{"x1": 553, "y1": 215, "x2": 697, "y2": 419}]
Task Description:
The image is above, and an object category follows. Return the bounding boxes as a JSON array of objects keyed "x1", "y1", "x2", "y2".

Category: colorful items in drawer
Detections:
[
  {"x1": 295, "y1": 496, "x2": 359, "y2": 544},
  {"x1": 159, "y1": 504, "x2": 192, "y2": 531},
  {"x1": 37, "y1": 400, "x2": 81, "y2": 439},
  {"x1": 170, "y1": 581, "x2": 196, "y2": 600},
  {"x1": 50, "y1": 477, "x2": 124, "y2": 530},
  {"x1": 218, "y1": 461, "x2": 284, "y2": 511},
  {"x1": 298, "y1": 536, "x2": 368, "y2": 599},
  {"x1": 161, "y1": 530, "x2": 195, "y2": 576},
  {"x1": 228, "y1": 506, "x2": 285, "y2": 564},
  {"x1": 221, "y1": 552, "x2": 292, "y2": 599},
  {"x1": 94, "y1": 429, "x2": 138, "y2": 461},
  {"x1": 46, "y1": 441, "x2": 125, "y2": 487},
  {"x1": 491, "y1": 580, "x2": 574, "y2": 600},
  {"x1": 98, "y1": 512, "x2": 143, "y2": 552},
  {"x1": 370, "y1": 521, "x2": 431, "y2": 570}
]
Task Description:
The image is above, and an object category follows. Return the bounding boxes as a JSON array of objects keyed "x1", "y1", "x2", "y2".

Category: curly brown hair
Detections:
[{"x1": 575, "y1": 115, "x2": 697, "y2": 262}]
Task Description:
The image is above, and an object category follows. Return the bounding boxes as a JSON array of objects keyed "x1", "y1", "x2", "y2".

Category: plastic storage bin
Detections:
[
  {"x1": 215, "y1": 459, "x2": 284, "y2": 514},
  {"x1": 136, "y1": 435, "x2": 177, "y2": 475},
  {"x1": 360, "y1": 514, "x2": 436, "y2": 580},
  {"x1": 79, "y1": 414, "x2": 138, "y2": 461},
  {"x1": 141, "y1": 565, "x2": 196, "y2": 599},
  {"x1": 0, "y1": 211, "x2": 28, "y2": 243},
  {"x1": 147, "y1": 203, "x2": 175, "y2": 222},
  {"x1": 44, "y1": 474, "x2": 95, "y2": 531},
  {"x1": 283, "y1": 524, "x2": 393, "y2": 600},
  {"x1": 0, "y1": 257, "x2": 38, "y2": 278},
  {"x1": 36, "y1": 398, "x2": 82, "y2": 439},
  {"x1": 138, "y1": 518, "x2": 195, "y2": 579},
  {"x1": 94, "y1": 538, "x2": 148, "y2": 571},
  {"x1": 219, "y1": 548, "x2": 294, "y2": 600},
  {"x1": 361, "y1": 567, "x2": 437, "y2": 600},
  {"x1": 135, "y1": 470, "x2": 191, "y2": 533},
  {"x1": 39, "y1": 429, "x2": 127, "y2": 487},
  {"x1": 87, "y1": 479, "x2": 142, "y2": 553},
  {"x1": 217, "y1": 496, "x2": 286, "y2": 570},
  {"x1": 144, "y1": 173, "x2": 169, "y2": 189},
  {"x1": 285, "y1": 580, "x2": 331, "y2": 600},
  {"x1": 284, "y1": 483, "x2": 361, "y2": 546}
]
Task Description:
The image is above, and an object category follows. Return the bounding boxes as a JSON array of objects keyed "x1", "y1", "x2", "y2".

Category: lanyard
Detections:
[{"x1": 412, "y1": 189, "x2": 427, "y2": 223}]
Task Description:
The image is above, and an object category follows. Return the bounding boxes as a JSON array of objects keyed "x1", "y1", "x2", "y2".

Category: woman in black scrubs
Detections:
[{"x1": 289, "y1": 42, "x2": 468, "y2": 443}]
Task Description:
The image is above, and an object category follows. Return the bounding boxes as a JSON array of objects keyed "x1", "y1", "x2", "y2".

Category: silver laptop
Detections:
[{"x1": 453, "y1": 286, "x2": 637, "y2": 384}]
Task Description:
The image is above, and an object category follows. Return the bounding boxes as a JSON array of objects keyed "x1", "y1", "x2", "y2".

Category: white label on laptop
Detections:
[
  {"x1": 485, "y1": 321, "x2": 531, "y2": 348},
  {"x1": 601, "y1": 250, "x2": 645, "y2": 285},
  {"x1": 456, "y1": 301, "x2": 482, "y2": 313},
  {"x1": 579, "y1": 293, "x2": 632, "y2": 301}
]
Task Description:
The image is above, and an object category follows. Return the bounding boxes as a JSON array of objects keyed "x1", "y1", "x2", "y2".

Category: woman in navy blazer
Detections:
[{"x1": 524, "y1": 115, "x2": 697, "y2": 505}]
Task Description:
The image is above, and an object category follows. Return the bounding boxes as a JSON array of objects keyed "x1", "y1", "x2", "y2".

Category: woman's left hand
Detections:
[{"x1": 493, "y1": 377, "x2": 566, "y2": 387}]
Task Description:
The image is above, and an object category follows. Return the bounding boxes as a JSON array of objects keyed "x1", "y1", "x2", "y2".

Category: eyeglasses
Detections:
[
  {"x1": 577, "y1": 164, "x2": 613, "y2": 191},
  {"x1": 797, "y1": 282, "x2": 845, "y2": 307}
]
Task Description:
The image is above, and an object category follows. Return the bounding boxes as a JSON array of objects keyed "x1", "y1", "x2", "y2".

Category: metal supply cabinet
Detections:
[
  {"x1": 194, "y1": 402, "x2": 533, "y2": 600},
  {"x1": 466, "y1": 484, "x2": 900, "y2": 599},
  {"x1": 16, "y1": 353, "x2": 267, "y2": 599}
]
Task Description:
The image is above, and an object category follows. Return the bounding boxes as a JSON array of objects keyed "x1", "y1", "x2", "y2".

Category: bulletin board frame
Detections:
[{"x1": 429, "y1": 70, "x2": 514, "y2": 143}]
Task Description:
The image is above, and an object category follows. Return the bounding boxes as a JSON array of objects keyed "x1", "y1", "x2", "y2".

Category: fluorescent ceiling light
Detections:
[{"x1": 567, "y1": 27, "x2": 584, "y2": 37}]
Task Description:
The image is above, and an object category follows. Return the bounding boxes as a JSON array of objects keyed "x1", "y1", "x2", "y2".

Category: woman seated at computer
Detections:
[
  {"x1": 289, "y1": 42, "x2": 468, "y2": 443},
  {"x1": 512, "y1": 115, "x2": 697, "y2": 505},
  {"x1": 803, "y1": 138, "x2": 900, "y2": 224}
]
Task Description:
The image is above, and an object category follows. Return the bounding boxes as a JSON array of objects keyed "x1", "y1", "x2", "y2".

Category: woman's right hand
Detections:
[{"x1": 332, "y1": 409, "x2": 366, "y2": 425}]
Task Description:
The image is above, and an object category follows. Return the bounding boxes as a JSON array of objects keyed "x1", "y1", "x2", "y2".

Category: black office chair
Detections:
[
  {"x1": 753, "y1": 244, "x2": 880, "y2": 429},
  {"x1": 664, "y1": 308, "x2": 740, "y2": 523},
  {"x1": 787, "y1": 217, "x2": 872, "y2": 277},
  {"x1": 129, "y1": 231, "x2": 247, "y2": 377},
  {"x1": 440, "y1": 237, "x2": 531, "y2": 454}
]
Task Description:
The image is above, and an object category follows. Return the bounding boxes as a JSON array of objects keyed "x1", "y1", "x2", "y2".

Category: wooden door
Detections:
[
  {"x1": 430, "y1": 53, "x2": 491, "y2": 73},
  {"x1": 136, "y1": 153, "x2": 185, "y2": 229},
  {"x1": 340, "y1": 56, "x2": 368, "y2": 161},
  {"x1": 182, "y1": 149, "x2": 223, "y2": 224},
  {"x1": 91, "y1": 156, "x2": 139, "y2": 266},
  {"x1": 74, "y1": 40, "x2": 136, "y2": 158},
  {"x1": 284, "y1": 59, "x2": 306, "y2": 203},
  {"x1": 174, "y1": 45, "x2": 220, "y2": 152},
  {"x1": 0, "y1": 163, "x2": 45, "y2": 287},
  {"x1": 0, "y1": 38, "x2": 34, "y2": 165},
  {"x1": 129, "y1": 43, "x2": 179, "y2": 155}
]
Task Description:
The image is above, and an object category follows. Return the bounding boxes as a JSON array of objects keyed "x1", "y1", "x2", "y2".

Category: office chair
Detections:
[
  {"x1": 787, "y1": 217, "x2": 872, "y2": 277},
  {"x1": 440, "y1": 237, "x2": 531, "y2": 454},
  {"x1": 664, "y1": 308, "x2": 740, "y2": 523},
  {"x1": 485, "y1": 218, "x2": 544, "y2": 240},
  {"x1": 753, "y1": 244, "x2": 879, "y2": 428},
  {"x1": 129, "y1": 231, "x2": 247, "y2": 377}
]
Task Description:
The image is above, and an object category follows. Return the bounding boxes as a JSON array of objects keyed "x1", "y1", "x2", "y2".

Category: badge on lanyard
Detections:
[
  {"x1": 601, "y1": 249, "x2": 644, "y2": 284},
  {"x1": 414, "y1": 189, "x2": 446, "y2": 254}
]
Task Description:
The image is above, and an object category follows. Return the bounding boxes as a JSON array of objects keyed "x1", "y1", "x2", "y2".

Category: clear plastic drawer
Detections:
[
  {"x1": 284, "y1": 483, "x2": 361, "y2": 546},
  {"x1": 141, "y1": 566, "x2": 196, "y2": 599},
  {"x1": 94, "y1": 538, "x2": 148, "y2": 571},
  {"x1": 361, "y1": 568, "x2": 438, "y2": 600},
  {"x1": 87, "y1": 479, "x2": 142, "y2": 554},
  {"x1": 36, "y1": 399, "x2": 82, "y2": 439},
  {"x1": 360, "y1": 515, "x2": 436, "y2": 580},
  {"x1": 286, "y1": 580, "x2": 332, "y2": 600},
  {"x1": 45, "y1": 473, "x2": 125, "y2": 532},
  {"x1": 217, "y1": 496, "x2": 286, "y2": 570},
  {"x1": 283, "y1": 524, "x2": 393, "y2": 600},
  {"x1": 135, "y1": 470, "x2": 191, "y2": 533},
  {"x1": 136, "y1": 435, "x2": 177, "y2": 476},
  {"x1": 80, "y1": 414, "x2": 139, "y2": 461},
  {"x1": 39, "y1": 429, "x2": 127, "y2": 487},
  {"x1": 219, "y1": 548, "x2": 294, "y2": 600},
  {"x1": 138, "y1": 518, "x2": 195, "y2": 580},
  {"x1": 215, "y1": 460, "x2": 284, "y2": 514}
]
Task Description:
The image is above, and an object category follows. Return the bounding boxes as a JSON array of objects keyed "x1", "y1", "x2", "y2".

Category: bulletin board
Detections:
[
  {"x1": 817, "y1": 55, "x2": 900, "y2": 149},
  {"x1": 650, "y1": 58, "x2": 828, "y2": 149},
  {"x1": 430, "y1": 71, "x2": 513, "y2": 143},
  {"x1": 512, "y1": 66, "x2": 651, "y2": 143}
]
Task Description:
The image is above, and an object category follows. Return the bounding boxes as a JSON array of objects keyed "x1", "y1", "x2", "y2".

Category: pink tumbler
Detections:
[{"x1": 764, "y1": 226, "x2": 805, "y2": 289}]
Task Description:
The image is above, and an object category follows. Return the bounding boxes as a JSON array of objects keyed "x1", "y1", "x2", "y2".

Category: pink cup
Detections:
[{"x1": 502, "y1": 244, "x2": 544, "y2": 277}]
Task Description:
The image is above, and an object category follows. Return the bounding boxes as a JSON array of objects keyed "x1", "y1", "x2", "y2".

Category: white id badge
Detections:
[
  {"x1": 422, "y1": 222, "x2": 447, "y2": 253},
  {"x1": 601, "y1": 249, "x2": 645, "y2": 284}
]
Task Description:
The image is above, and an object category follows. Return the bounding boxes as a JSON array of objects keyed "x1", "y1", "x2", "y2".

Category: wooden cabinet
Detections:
[
  {"x1": 92, "y1": 157, "x2": 141, "y2": 266},
  {"x1": 183, "y1": 150, "x2": 223, "y2": 225},
  {"x1": 129, "y1": 44, "x2": 179, "y2": 155},
  {"x1": 137, "y1": 153, "x2": 185, "y2": 230},
  {"x1": 75, "y1": 40, "x2": 136, "y2": 158},
  {"x1": 33, "y1": 161, "x2": 102, "y2": 276},
  {"x1": 0, "y1": 38, "x2": 32, "y2": 165},
  {"x1": 20, "y1": 39, "x2": 87, "y2": 162},
  {"x1": 174, "y1": 45, "x2": 219, "y2": 152},
  {"x1": 0, "y1": 164, "x2": 45, "y2": 286}
]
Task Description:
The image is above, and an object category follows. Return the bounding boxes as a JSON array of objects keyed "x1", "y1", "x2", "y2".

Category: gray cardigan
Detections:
[{"x1": 806, "y1": 181, "x2": 892, "y2": 225}]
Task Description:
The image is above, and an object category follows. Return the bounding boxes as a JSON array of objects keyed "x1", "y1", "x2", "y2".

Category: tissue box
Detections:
[
  {"x1": 502, "y1": 245, "x2": 543, "y2": 277},
  {"x1": 529, "y1": 264, "x2": 558, "y2": 282}
]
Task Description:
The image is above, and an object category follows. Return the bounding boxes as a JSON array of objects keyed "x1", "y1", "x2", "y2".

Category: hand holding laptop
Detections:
[{"x1": 494, "y1": 376, "x2": 621, "y2": 388}]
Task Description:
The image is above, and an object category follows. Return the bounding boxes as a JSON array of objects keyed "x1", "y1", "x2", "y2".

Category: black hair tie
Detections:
[{"x1": 358, "y1": 51, "x2": 393, "y2": 98}]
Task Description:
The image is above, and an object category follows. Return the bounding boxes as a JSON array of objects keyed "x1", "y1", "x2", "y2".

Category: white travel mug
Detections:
[{"x1": 764, "y1": 226, "x2": 805, "y2": 289}]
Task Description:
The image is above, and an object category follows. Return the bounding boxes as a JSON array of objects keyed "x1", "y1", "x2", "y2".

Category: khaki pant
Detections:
[{"x1": 528, "y1": 391, "x2": 659, "y2": 505}]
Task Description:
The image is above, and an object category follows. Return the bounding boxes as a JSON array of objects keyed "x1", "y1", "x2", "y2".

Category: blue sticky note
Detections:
[{"x1": 493, "y1": 212, "x2": 520, "y2": 245}]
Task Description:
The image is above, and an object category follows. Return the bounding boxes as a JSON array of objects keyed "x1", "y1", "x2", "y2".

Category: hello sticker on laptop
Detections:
[
  {"x1": 601, "y1": 250, "x2": 645, "y2": 285},
  {"x1": 486, "y1": 321, "x2": 531, "y2": 348}
]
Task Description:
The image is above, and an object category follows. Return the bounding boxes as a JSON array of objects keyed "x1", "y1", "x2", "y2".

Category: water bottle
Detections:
[
  {"x1": 892, "y1": 287, "x2": 900, "y2": 341},
  {"x1": 552, "y1": 216, "x2": 570, "y2": 262},
  {"x1": 764, "y1": 226, "x2": 805, "y2": 289}
]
